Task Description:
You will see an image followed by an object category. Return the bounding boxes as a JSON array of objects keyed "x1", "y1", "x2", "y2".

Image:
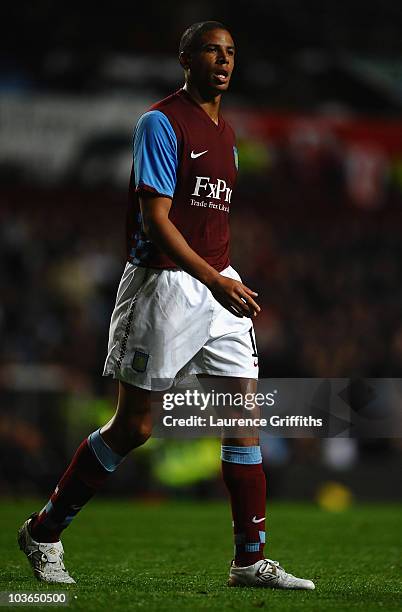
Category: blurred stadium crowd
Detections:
[{"x1": 1, "y1": 0, "x2": 402, "y2": 500}]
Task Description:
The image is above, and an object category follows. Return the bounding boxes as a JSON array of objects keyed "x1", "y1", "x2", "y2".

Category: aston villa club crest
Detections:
[
  {"x1": 132, "y1": 350, "x2": 149, "y2": 372},
  {"x1": 233, "y1": 146, "x2": 239, "y2": 170}
]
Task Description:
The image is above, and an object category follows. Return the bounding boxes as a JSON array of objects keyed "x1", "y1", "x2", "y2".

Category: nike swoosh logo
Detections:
[
  {"x1": 191, "y1": 150, "x2": 208, "y2": 159},
  {"x1": 252, "y1": 516, "x2": 265, "y2": 523}
]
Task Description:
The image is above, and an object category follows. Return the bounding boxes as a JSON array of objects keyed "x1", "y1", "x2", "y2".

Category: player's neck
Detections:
[{"x1": 183, "y1": 83, "x2": 221, "y2": 126}]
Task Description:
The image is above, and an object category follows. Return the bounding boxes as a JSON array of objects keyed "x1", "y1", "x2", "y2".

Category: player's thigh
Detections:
[{"x1": 197, "y1": 374, "x2": 259, "y2": 446}]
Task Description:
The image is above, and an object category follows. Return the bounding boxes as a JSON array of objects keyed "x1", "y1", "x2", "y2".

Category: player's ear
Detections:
[{"x1": 179, "y1": 51, "x2": 191, "y2": 70}]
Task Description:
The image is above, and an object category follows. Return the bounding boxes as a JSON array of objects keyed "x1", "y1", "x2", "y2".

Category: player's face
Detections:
[{"x1": 188, "y1": 29, "x2": 235, "y2": 95}]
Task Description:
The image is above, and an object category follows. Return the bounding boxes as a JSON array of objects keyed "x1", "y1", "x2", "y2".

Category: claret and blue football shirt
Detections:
[{"x1": 126, "y1": 88, "x2": 238, "y2": 272}]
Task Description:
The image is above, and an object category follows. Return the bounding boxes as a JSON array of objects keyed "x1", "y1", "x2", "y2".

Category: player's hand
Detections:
[{"x1": 208, "y1": 275, "x2": 261, "y2": 318}]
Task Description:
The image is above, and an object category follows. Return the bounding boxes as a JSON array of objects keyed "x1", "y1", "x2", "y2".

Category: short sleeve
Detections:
[{"x1": 133, "y1": 110, "x2": 178, "y2": 198}]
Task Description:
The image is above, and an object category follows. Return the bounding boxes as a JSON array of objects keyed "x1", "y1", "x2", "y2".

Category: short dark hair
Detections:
[{"x1": 179, "y1": 21, "x2": 231, "y2": 55}]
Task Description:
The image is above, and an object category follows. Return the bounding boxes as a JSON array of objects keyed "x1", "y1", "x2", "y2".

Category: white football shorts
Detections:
[{"x1": 103, "y1": 262, "x2": 259, "y2": 391}]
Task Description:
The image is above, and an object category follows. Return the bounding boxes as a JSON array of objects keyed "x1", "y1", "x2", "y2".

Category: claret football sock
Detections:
[
  {"x1": 221, "y1": 445, "x2": 266, "y2": 567},
  {"x1": 29, "y1": 429, "x2": 125, "y2": 543}
]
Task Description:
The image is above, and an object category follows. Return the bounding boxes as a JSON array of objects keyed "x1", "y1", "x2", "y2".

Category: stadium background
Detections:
[{"x1": 1, "y1": 2, "x2": 402, "y2": 600}]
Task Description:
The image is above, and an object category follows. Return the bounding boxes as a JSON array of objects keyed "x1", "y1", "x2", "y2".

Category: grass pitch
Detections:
[{"x1": 1, "y1": 499, "x2": 401, "y2": 611}]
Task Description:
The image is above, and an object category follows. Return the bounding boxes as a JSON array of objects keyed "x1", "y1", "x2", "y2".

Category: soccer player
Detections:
[{"x1": 18, "y1": 21, "x2": 315, "y2": 590}]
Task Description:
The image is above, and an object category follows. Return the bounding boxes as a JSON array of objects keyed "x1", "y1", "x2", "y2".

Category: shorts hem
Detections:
[
  {"x1": 175, "y1": 368, "x2": 259, "y2": 383},
  {"x1": 102, "y1": 369, "x2": 161, "y2": 391},
  {"x1": 103, "y1": 367, "x2": 258, "y2": 391}
]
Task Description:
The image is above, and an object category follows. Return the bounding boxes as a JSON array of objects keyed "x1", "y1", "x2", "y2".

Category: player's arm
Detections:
[{"x1": 140, "y1": 193, "x2": 260, "y2": 318}]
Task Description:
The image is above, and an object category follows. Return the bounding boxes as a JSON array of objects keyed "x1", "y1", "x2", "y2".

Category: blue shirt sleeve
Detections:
[{"x1": 133, "y1": 110, "x2": 178, "y2": 198}]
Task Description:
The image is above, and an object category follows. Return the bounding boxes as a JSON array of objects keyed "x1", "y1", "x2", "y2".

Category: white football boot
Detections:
[
  {"x1": 18, "y1": 514, "x2": 76, "y2": 584},
  {"x1": 228, "y1": 558, "x2": 315, "y2": 589}
]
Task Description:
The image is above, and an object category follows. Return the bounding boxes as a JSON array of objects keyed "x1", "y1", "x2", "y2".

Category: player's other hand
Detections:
[{"x1": 208, "y1": 275, "x2": 261, "y2": 318}]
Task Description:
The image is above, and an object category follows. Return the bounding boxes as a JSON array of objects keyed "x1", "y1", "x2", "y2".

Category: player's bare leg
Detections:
[
  {"x1": 18, "y1": 381, "x2": 152, "y2": 584},
  {"x1": 100, "y1": 381, "x2": 153, "y2": 455}
]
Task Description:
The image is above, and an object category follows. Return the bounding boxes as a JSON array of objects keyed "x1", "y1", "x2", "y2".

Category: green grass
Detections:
[{"x1": 1, "y1": 499, "x2": 402, "y2": 611}]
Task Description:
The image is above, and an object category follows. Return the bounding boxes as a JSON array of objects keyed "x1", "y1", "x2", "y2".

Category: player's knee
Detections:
[
  {"x1": 131, "y1": 419, "x2": 152, "y2": 446},
  {"x1": 119, "y1": 415, "x2": 152, "y2": 449},
  {"x1": 102, "y1": 416, "x2": 152, "y2": 454}
]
